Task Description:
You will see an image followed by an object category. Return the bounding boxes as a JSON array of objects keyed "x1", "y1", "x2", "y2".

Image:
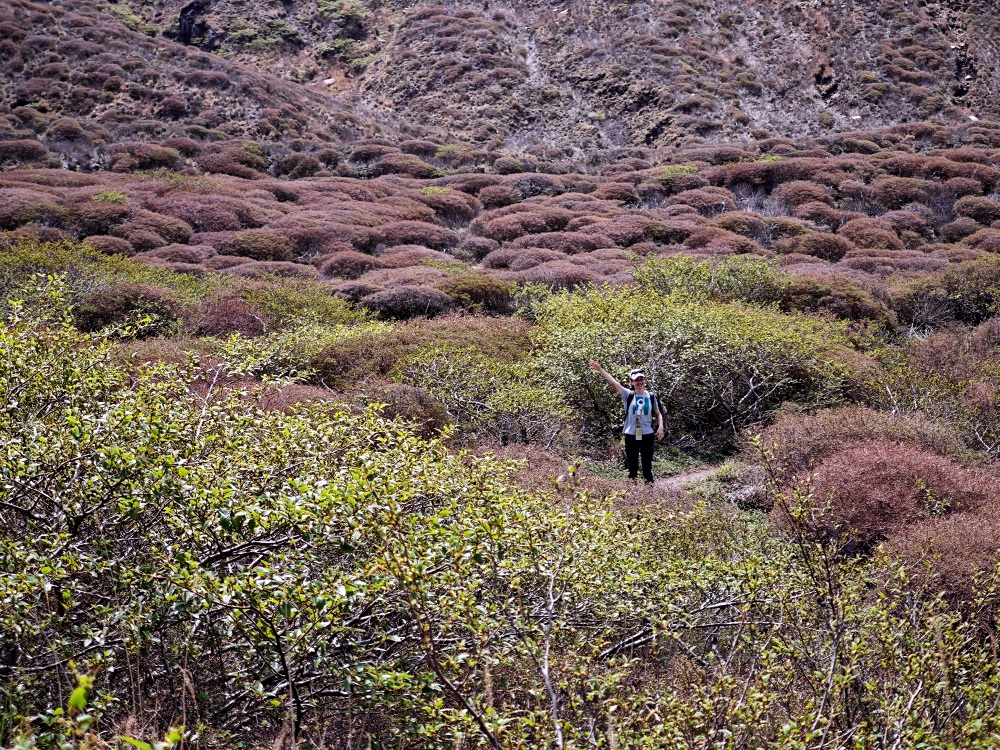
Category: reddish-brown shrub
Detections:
[
  {"x1": 453, "y1": 235, "x2": 498, "y2": 261},
  {"x1": 140, "y1": 244, "x2": 215, "y2": 263},
  {"x1": 377, "y1": 245, "x2": 452, "y2": 268},
  {"x1": 318, "y1": 250, "x2": 385, "y2": 279},
  {"x1": 478, "y1": 187, "x2": 521, "y2": 208},
  {"x1": 0, "y1": 139, "x2": 47, "y2": 162},
  {"x1": 964, "y1": 229, "x2": 1000, "y2": 254},
  {"x1": 476, "y1": 210, "x2": 570, "y2": 241},
  {"x1": 335, "y1": 281, "x2": 385, "y2": 302},
  {"x1": 115, "y1": 209, "x2": 193, "y2": 245},
  {"x1": 82, "y1": 234, "x2": 133, "y2": 255},
  {"x1": 841, "y1": 249, "x2": 943, "y2": 275},
  {"x1": 667, "y1": 186, "x2": 737, "y2": 216},
  {"x1": 372, "y1": 153, "x2": 438, "y2": 178},
  {"x1": 782, "y1": 233, "x2": 856, "y2": 261},
  {"x1": 493, "y1": 156, "x2": 525, "y2": 175},
  {"x1": 757, "y1": 406, "x2": 972, "y2": 481},
  {"x1": 880, "y1": 210, "x2": 932, "y2": 239},
  {"x1": 156, "y1": 96, "x2": 188, "y2": 119},
  {"x1": 683, "y1": 227, "x2": 760, "y2": 254},
  {"x1": 416, "y1": 189, "x2": 480, "y2": 226},
  {"x1": 514, "y1": 260, "x2": 597, "y2": 289},
  {"x1": 872, "y1": 176, "x2": 934, "y2": 209},
  {"x1": 792, "y1": 201, "x2": 843, "y2": 229},
  {"x1": 71, "y1": 201, "x2": 130, "y2": 235},
  {"x1": 361, "y1": 265, "x2": 448, "y2": 287},
  {"x1": 45, "y1": 116, "x2": 88, "y2": 140},
  {"x1": 202, "y1": 255, "x2": 253, "y2": 271},
  {"x1": 375, "y1": 196, "x2": 438, "y2": 223},
  {"x1": 275, "y1": 154, "x2": 322, "y2": 179},
  {"x1": 110, "y1": 143, "x2": 182, "y2": 172},
  {"x1": 161, "y1": 137, "x2": 201, "y2": 156},
  {"x1": 510, "y1": 231, "x2": 613, "y2": 254},
  {"x1": 347, "y1": 144, "x2": 398, "y2": 163},
  {"x1": 219, "y1": 229, "x2": 294, "y2": 261},
  {"x1": 0, "y1": 189, "x2": 69, "y2": 230},
  {"x1": 187, "y1": 297, "x2": 268, "y2": 337},
  {"x1": 941, "y1": 177, "x2": 983, "y2": 197},
  {"x1": 374, "y1": 220, "x2": 458, "y2": 250},
  {"x1": 887, "y1": 506, "x2": 1000, "y2": 603},
  {"x1": 581, "y1": 215, "x2": 686, "y2": 246},
  {"x1": 940, "y1": 217, "x2": 982, "y2": 242},
  {"x1": 152, "y1": 196, "x2": 266, "y2": 232},
  {"x1": 591, "y1": 182, "x2": 639, "y2": 203},
  {"x1": 360, "y1": 285, "x2": 455, "y2": 319},
  {"x1": 712, "y1": 211, "x2": 770, "y2": 240},
  {"x1": 954, "y1": 196, "x2": 1000, "y2": 225},
  {"x1": 197, "y1": 151, "x2": 263, "y2": 179},
  {"x1": 839, "y1": 218, "x2": 904, "y2": 250},
  {"x1": 116, "y1": 228, "x2": 165, "y2": 252},
  {"x1": 496, "y1": 248, "x2": 567, "y2": 271},
  {"x1": 794, "y1": 442, "x2": 997, "y2": 552},
  {"x1": 182, "y1": 70, "x2": 229, "y2": 88},
  {"x1": 74, "y1": 282, "x2": 180, "y2": 333},
  {"x1": 773, "y1": 180, "x2": 833, "y2": 207},
  {"x1": 399, "y1": 140, "x2": 441, "y2": 158}
]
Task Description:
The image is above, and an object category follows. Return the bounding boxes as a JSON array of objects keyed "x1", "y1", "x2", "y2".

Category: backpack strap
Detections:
[{"x1": 624, "y1": 391, "x2": 634, "y2": 417}]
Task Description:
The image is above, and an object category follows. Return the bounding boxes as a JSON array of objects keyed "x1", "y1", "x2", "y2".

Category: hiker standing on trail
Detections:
[{"x1": 589, "y1": 361, "x2": 664, "y2": 483}]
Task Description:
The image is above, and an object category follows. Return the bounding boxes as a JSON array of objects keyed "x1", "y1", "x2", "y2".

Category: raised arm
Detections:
[{"x1": 589, "y1": 360, "x2": 625, "y2": 397}]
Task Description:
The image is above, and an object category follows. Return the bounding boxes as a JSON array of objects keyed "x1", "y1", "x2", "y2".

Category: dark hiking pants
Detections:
[{"x1": 624, "y1": 433, "x2": 655, "y2": 483}]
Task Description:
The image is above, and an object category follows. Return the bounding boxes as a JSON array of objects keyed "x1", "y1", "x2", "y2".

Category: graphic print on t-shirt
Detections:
[{"x1": 623, "y1": 390, "x2": 654, "y2": 437}]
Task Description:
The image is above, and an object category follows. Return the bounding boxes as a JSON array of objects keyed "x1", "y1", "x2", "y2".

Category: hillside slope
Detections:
[{"x1": 106, "y1": 0, "x2": 1000, "y2": 153}]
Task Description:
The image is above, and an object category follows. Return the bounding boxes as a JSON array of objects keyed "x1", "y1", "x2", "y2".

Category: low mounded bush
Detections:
[
  {"x1": 188, "y1": 297, "x2": 268, "y2": 337},
  {"x1": 839, "y1": 218, "x2": 904, "y2": 251},
  {"x1": 954, "y1": 196, "x2": 1000, "y2": 226},
  {"x1": 73, "y1": 282, "x2": 180, "y2": 334},
  {"x1": 319, "y1": 250, "x2": 385, "y2": 279},
  {"x1": 773, "y1": 180, "x2": 834, "y2": 207},
  {"x1": 82, "y1": 234, "x2": 133, "y2": 255},
  {"x1": 791, "y1": 442, "x2": 997, "y2": 554},
  {"x1": 0, "y1": 139, "x2": 48, "y2": 162},
  {"x1": 510, "y1": 231, "x2": 613, "y2": 254},
  {"x1": 374, "y1": 220, "x2": 458, "y2": 250},
  {"x1": 360, "y1": 284, "x2": 455, "y2": 319},
  {"x1": 220, "y1": 229, "x2": 294, "y2": 261},
  {"x1": 782, "y1": 233, "x2": 856, "y2": 262},
  {"x1": 436, "y1": 273, "x2": 514, "y2": 313}
]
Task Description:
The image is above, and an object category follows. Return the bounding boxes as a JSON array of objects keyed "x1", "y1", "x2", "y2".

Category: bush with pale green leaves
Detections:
[
  {"x1": 398, "y1": 344, "x2": 570, "y2": 445},
  {"x1": 532, "y1": 284, "x2": 854, "y2": 448}
]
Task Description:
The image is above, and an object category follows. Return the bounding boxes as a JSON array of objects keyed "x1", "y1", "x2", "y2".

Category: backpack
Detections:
[{"x1": 624, "y1": 391, "x2": 658, "y2": 422}]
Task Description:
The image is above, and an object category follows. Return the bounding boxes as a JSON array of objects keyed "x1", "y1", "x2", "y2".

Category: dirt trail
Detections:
[{"x1": 653, "y1": 466, "x2": 718, "y2": 492}]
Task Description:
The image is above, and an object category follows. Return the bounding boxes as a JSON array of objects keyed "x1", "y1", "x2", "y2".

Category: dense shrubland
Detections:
[
  {"x1": 7, "y1": 278, "x2": 1000, "y2": 749},
  {"x1": 8, "y1": 0, "x2": 1000, "y2": 745}
]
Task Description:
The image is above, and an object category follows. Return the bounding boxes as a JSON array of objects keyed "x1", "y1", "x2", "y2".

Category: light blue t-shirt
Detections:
[{"x1": 621, "y1": 389, "x2": 656, "y2": 436}]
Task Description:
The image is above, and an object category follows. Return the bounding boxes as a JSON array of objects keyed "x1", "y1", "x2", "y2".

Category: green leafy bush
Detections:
[
  {"x1": 533, "y1": 284, "x2": 853, "y2": 448},
  {"x1": 435, "y1": 273, "x2": 514, "y2": 313},
  {"x1": 632, "y1": 254, "x2": 788, "y2": 306},
  {"x1": 400, "y1": 344, "x2": 569, "y2": 445}
]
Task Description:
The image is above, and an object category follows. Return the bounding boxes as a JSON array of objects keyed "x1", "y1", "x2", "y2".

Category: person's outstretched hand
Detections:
[{"x1": 588, "y1": 360, "x2": 601, "y2": 371}]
